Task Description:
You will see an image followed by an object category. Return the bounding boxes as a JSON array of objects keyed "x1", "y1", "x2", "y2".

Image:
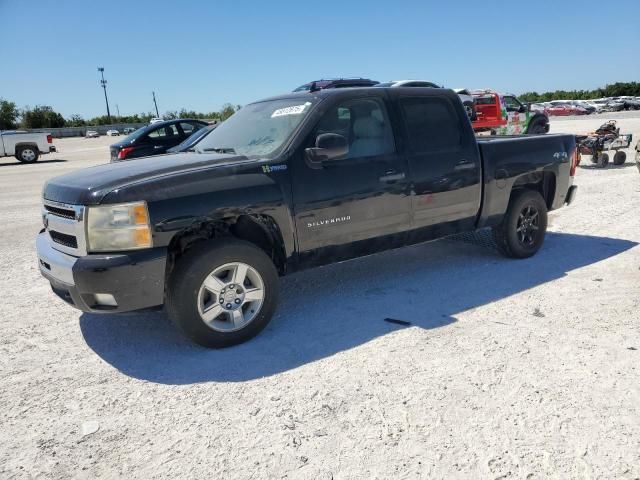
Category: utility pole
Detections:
[
  {"x1": 97, "y1": 67, "x2": 112, "y2": 123},
  {"x1": 152, "y1": 91, "x2": 160, "y2": 118}
]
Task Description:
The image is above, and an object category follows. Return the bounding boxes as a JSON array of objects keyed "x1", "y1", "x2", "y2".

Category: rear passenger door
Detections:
[{"x1": 395, "y1": 92, "x2": 482, "y2": 239}]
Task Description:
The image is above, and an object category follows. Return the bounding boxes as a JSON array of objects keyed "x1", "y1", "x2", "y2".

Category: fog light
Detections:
[{"x1": 94, "y1": 293, "x2": 117, "y2": 307}]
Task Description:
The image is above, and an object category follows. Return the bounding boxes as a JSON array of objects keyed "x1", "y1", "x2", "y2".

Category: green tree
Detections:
[
  {"x1": 21, "y1": 105, "x2": 65, "y2": 129},
  {"x1": 0, "y1": 98, "x2": 19, "y2": 130},
  {"x1": 219, "y1": 103, "x2": 237, "y2": 121},
  {"x1": 66, "y1": 114, "x2": 86, "y2": 127}
]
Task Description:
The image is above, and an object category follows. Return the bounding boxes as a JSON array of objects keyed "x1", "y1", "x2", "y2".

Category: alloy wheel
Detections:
[
  {"x1": 197, "y1": 262, "x2": 265, "y2": 332},
  {"x1": 516, "y1": 205, "x2": 539, "y2": 246}
]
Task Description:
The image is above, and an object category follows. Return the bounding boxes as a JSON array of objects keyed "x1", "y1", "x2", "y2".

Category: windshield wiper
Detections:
[{"x1": 202, "y1": 147, "x2": 236, "y2": 154}]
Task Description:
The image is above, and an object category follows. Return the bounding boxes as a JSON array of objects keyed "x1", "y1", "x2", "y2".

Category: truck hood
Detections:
[{"x1": 43, "y1": 152, "x2": 251, "y2": 205}]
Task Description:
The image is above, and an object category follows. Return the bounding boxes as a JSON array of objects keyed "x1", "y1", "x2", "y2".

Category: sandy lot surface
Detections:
[{"x1": 1, "y1": 115, "x2": 639, "y2": 479}]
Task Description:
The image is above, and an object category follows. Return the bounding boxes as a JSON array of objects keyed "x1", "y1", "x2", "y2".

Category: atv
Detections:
[{"x1": 576, "y1": 120, "x2": 633, "y2": 168}]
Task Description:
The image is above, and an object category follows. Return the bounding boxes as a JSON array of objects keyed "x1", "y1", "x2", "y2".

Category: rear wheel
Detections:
[
  {"x1": 596, "y1": 152, "x2": 609, "y2": 168},
  {"x1": 613, "y1": 150, "x2": 626, "y2": 166},
  {"x1": 493, "y1": 190, "x2": 548, "y2": 259},
  {"x1": 15, "y1": 146, "x2": 39, "y2": 163},
  {"x1": 166, "y1": 239, "x2": 279, "y2": 348}
]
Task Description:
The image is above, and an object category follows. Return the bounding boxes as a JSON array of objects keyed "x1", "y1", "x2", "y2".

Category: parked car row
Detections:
[
  {"x1": 533, "y1": 97, "x2": 640, "y2": 116},
  {"x1": 85, "y1": 127, "x2": 138, "y2": 138}
]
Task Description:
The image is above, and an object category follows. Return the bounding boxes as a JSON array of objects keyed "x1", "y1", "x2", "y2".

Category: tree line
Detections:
[
  {"x1": 519, "y1": 82, "x2": 640, "y2": 103},
  {"x1": 0, "y1": 100, "x2": 241, "y2": 130}
]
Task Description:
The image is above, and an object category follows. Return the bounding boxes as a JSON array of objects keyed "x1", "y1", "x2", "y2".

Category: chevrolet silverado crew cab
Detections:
[
  {"x1": 1, "y1": 130, "x2": 56, "y2": 163},
  {"x1": 37, "y1": 87, "x2": 578, "y2": 348}
]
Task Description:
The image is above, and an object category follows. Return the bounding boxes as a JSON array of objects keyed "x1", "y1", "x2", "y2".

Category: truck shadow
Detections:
[
  {"x1": 79, "y1": 231, "x2": 637, "y2": 384},
  {"x1": 0, "y1": 159, "x2": 68, "y2": 167}
]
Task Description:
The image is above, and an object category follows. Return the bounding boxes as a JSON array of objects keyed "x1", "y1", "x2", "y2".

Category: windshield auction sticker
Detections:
[{"x1": 271, "y1": 102, "x2": 311, "y2": 118}]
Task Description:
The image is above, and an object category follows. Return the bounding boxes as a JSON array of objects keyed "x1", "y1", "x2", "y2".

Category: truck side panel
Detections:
[{"x1": 476, "y1": 134, "x2": 575, "y2": 228}]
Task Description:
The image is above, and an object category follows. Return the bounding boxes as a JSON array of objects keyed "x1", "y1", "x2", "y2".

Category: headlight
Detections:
[{"x1": 87, "y1": 201, "x2": 152, "y2": 252}]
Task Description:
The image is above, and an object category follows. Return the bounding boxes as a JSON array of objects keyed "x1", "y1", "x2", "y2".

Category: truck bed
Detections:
[{"x1": 476, "y1": 133, "x2": 576, "y2": 228}]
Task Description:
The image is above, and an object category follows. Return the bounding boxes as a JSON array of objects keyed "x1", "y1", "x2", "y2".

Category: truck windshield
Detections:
[{"x1": 195, "y1": 98, "x2": 315, "y2": 157}]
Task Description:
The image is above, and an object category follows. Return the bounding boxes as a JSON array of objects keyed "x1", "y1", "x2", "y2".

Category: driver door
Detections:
[
  {"x1": 290, "y1": 93, "x2": 411, "y2": 266},
  {"x1": 503, "y1": 95, "x2": 527, "y2": 134}
]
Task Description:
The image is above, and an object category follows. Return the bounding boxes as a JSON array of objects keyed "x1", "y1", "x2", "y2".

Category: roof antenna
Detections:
[{"x1": 309, "y1": 81, "x2": 319, "y2": 93}]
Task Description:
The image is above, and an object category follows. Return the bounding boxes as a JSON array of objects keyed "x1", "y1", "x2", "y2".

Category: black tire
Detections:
[
  {"x1": 463, "y1": 102, "x2": 477, "y2": 121},
  {"x1": 596, "y1": 152, "x2": 609, "y2": 168},
  {"x1": 492, "y1": 189, "x2": 548, "y2": 259},
  {"x1": 613, "y1": 150, "x2": 626, "y2": 166},
  {"x1": 166, "y1": 239, "x2": 279, "y2": 348},
  {"x1": 526, "y1": 119, "x2": 547, "y2": 134},
  {"x1": 15, "y1": 145, "x2": 39, "y2": 163}
]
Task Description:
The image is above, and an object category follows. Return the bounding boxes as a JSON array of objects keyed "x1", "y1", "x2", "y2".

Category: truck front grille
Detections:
[
  {"x1": 43, "y1": 200, "x2": 86, "y2": 256},
  {"x1": 50, "y1": 231, "x2": 78, "y2": 249},
  {"x1": 44, "y1": 204, "x2": 76, "y2": 220}
]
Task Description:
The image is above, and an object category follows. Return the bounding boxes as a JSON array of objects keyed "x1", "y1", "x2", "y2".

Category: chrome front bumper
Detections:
[{"x1": 36, "y1": 231, "x2": 77, "y2": 285}]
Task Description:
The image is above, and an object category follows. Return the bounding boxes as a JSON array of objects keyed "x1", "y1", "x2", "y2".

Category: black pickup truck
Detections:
[{"x1": 37, "y1": 87, "x2": 578, "y2": 347}]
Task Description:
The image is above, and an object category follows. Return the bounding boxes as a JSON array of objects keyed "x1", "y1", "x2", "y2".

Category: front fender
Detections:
[{"x1": 101, "y1": 163, "x2": 296, "y2": 261}]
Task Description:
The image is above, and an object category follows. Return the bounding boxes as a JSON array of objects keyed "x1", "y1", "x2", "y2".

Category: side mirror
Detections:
[
  {"x1": 518, "y1": 104, "x2": 527, "y2": 113},
  {"x1": 304, "y1": 133, "x2": 348, "y2": 169}
]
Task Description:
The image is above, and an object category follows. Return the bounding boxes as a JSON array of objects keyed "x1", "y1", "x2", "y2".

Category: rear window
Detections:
[
  {"x1": 473, "y1": 95, "x2": 497, "y2": 105},
  {"x1": 400, "y1": 97, "x2": 461, "y2": 153}
]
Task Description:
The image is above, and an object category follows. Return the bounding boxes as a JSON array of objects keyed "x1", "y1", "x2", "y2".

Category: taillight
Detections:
[
  {"x1": 46, "y1": 134, "x2": 53, "y2": 144},
  {"x1": 570, "y1": 146, "x2": 578, "y2": 176},
  {"x1": 118, "y1": 146, "x2": 135, "y2": 160}
]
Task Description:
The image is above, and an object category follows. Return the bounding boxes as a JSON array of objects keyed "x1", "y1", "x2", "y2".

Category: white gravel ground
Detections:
[{"x1": 1, "y1": 114, "x2": 639, "y2": 479}]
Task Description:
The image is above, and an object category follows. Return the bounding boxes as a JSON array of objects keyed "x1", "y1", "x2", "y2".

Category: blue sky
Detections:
[{"x1": 1, "y1": 0, "x2": 638, "y2": 118}]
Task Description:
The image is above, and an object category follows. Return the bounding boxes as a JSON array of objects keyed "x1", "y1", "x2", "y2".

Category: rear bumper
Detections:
[
  {"x1": 565, "y1": 185, "x2": 578, "y2": 205},
  {"x1": 37, "y1": 232, "x2": 167, "y2": 313}
]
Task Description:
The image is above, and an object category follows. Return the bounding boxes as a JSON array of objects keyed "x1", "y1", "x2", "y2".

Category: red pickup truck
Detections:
[{"x1": 471, "y1": 90, "x2": 549, "y2": 135}]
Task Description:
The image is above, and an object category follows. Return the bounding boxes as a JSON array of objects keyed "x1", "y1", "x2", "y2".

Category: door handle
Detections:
[
  {"x1": 154, "y1": 145, "x2": 163, "y2": 149},
  {"x1": 379, "y1": 171, "x2": 406, "y2": 183},
  {"x1": 454, "y1": 159, "x2": 476, "y2": 171}
]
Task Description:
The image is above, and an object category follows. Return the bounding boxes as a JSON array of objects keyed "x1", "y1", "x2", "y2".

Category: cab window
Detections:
[
  {"x1": 504, "y1": 96, "x2": 523, "y2": 112},
  {"x1": 311, "y1": 98, "x2": 394, "y2": 160},
  {"x1": 400, "y1": 96, "x2": 461, "y2": 153}
]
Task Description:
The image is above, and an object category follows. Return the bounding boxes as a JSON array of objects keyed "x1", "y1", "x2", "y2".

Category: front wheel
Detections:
[
  {"x1": 16, "y1": 146, "x2": 39, "y2": 163},
  {"x1": 493, "y1": 190, "x2": 548, "y2": 259},
  {"x1": 526, "y1": 119, "x2": 548, "y2": 134},
  {"x1": 166, "y1": 239, "x2": 279, "y2": 348}
]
